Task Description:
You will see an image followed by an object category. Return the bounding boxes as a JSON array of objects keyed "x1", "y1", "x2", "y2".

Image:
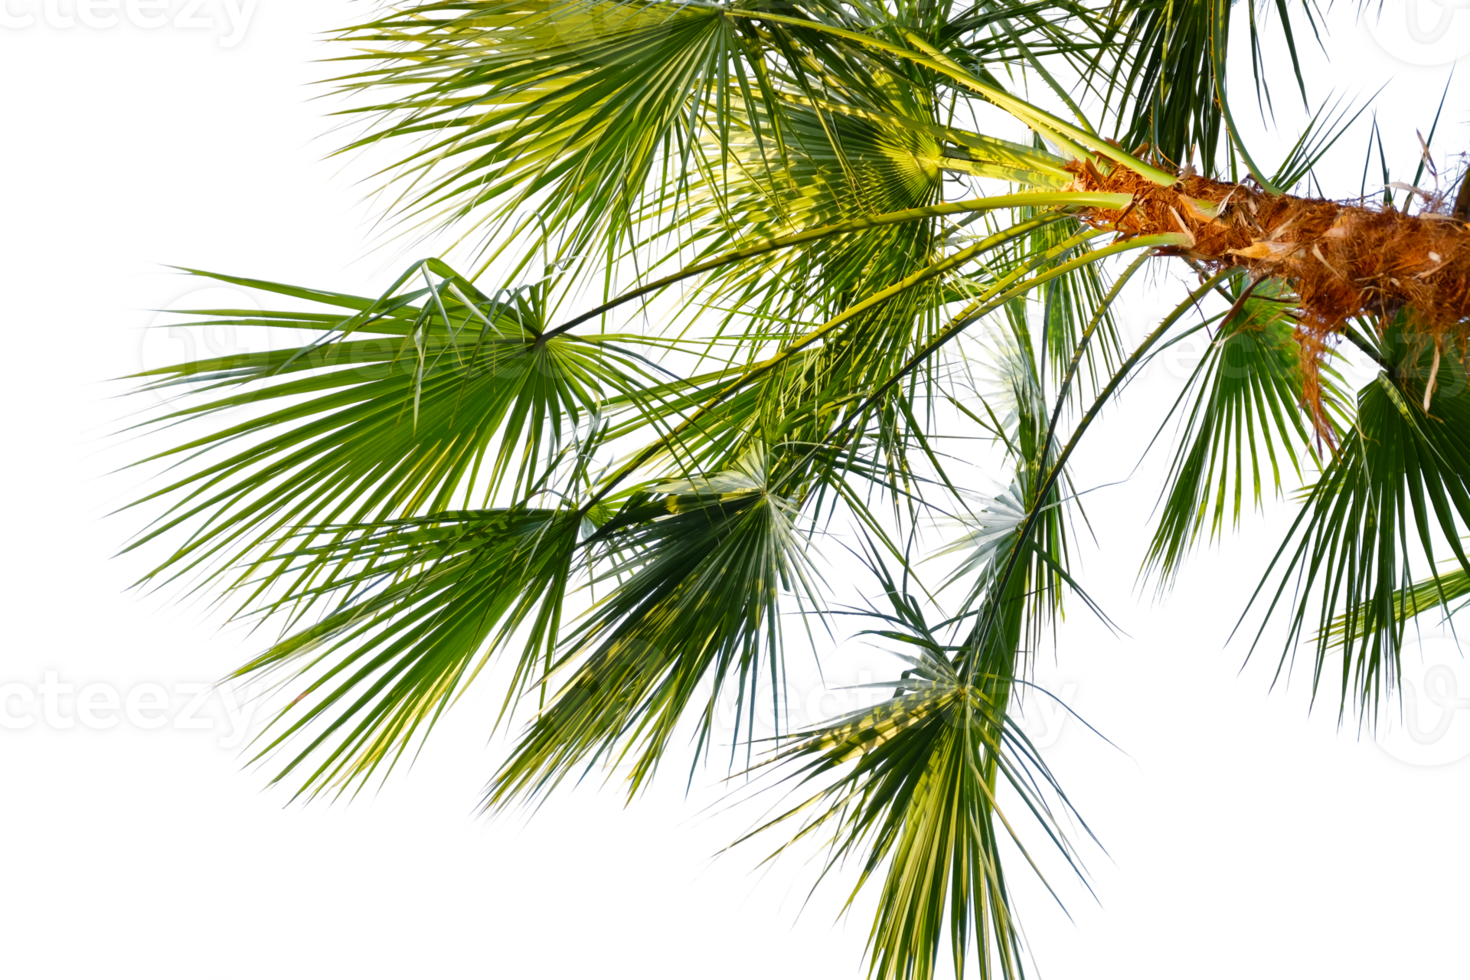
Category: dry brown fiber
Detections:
[{"x1": 1066, "y1": 160, "x2": 1470, "y2": 433}]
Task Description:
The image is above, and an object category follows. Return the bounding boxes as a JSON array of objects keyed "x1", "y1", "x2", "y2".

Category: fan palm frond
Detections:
[
  {"x1": 1247, "y1": 325, "x2": 1470, "y2": 720},
  {"x1": 1143, "y1": 275, "x2": 1336, "y2": 586},
  {"x1": 1321, "y1": 563, "x2": 1470, "y2": 653}
]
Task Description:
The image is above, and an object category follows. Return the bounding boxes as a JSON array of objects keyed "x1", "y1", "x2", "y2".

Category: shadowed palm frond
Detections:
[
  {"x1": 1247, "y1": 325, "x2": 1470, "y2": 721},
  {"x1": 1320, "y1": 562, "x2": 1470, "y2": 653}
]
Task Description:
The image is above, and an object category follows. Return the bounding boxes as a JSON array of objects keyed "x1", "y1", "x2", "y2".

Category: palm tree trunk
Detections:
[{"x1": 1067, "y1": 160, "x2": 1470, "y2": 433}]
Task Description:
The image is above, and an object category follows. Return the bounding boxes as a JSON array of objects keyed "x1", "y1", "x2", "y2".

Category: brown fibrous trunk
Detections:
[{"x1": 1066, "y1": 160, "x2": 1470, "y2": 438}]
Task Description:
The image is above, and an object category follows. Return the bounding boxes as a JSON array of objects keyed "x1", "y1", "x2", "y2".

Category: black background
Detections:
[{"x1": 5, "y1": 5, "x2": 1464, "y2": 975}]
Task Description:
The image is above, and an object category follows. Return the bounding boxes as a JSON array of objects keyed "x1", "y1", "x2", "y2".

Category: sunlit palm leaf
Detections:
[
  {"x1": 333, "y1": 0, "x2": 766, "y2": 267},
  {"x1": 737, "y1": 566, "x2": 1086, "y2": 980}
]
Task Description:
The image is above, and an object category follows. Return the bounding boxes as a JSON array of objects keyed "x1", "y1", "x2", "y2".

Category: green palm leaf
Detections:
[
  {"x1": 488, "y1": 440, "x2": 821, "y2": 802},
  {"x1": 333, "y1": 0, "x2": 761, "y2": 266},
  {"x1": 1143, "y1": 275, "x2": 1333, "y2": 585},
  {"x1": 736, "y1": 559, "x2": 1087, "y2": 980},
  {"x1": 1247, "y1": 326, "x2": 1470, "y2": 719},
  {"x1": 1321, "y1": 564, "x2": 1470, "y2": 652}
]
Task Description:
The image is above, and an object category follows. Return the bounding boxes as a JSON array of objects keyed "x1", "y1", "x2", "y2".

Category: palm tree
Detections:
[{"x1": 120, "y1": 1, "x2": 1470, "y2": 977}]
